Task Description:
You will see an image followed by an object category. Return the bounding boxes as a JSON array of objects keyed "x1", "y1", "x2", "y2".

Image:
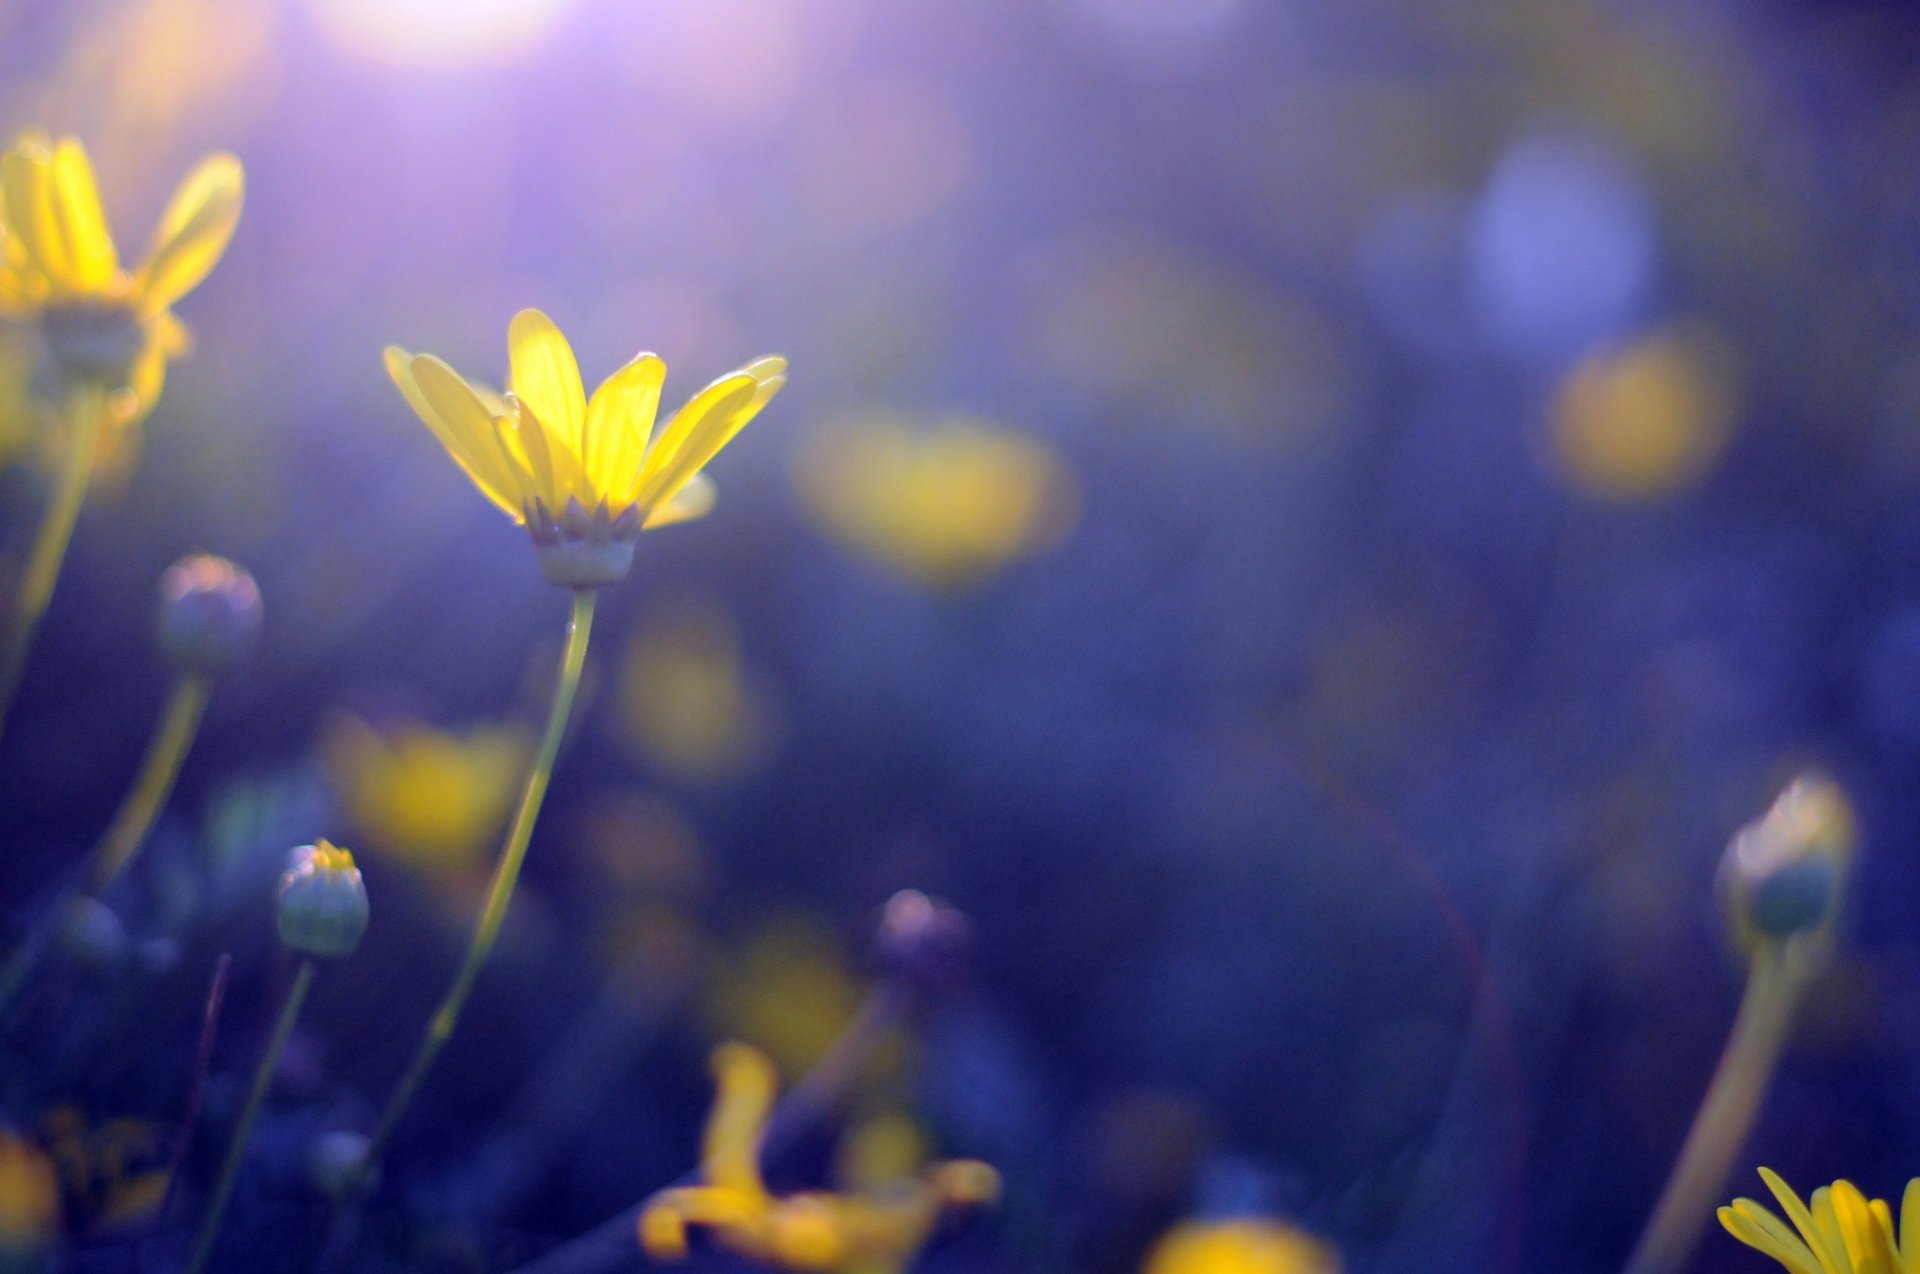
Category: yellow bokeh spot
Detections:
[
  {"x1": 1549, "y1": 324, "x2": 1739, "y2": 500},
  {"x1": 1143, "y1": 1219, "x2": 1341, "y2": 1274},
  {"x1": 794, "y1": 415, "x2": 1077, "y2": 589},
  {"x1": 0, "y1": 1135, "x2": 59, "y2": 1250},
  {"x1": 323, "y1": 713, "x2": 530, "y2": 880},
  {"x1": 617, "y1": 600, "x2": 769, "y2": 782},
  {"x1": 308, "y1": 0, "x2": 573, "y2": 66},
  {"x1": 703, "y1": 921, "x2": 877, "y2": 1078}
]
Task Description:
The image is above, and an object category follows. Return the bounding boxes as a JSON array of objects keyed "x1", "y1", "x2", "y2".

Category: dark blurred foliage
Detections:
[{"x1": 1, "y1": 0, "x2": 1920, "y2": 1270}]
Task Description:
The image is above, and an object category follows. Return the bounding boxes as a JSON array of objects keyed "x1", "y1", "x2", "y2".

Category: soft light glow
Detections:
[{"x1": 308, "y1": 0, "x2": 573, "y2": 67}]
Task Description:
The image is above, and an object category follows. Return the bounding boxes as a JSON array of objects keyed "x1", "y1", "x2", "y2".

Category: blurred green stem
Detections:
[
  {"x1": 0, "y1": 675, "x2": 208, "y2": 1019},
  {"x1": 361, "y1": 587, "x2": 597, "y2": 1171},
  {"x1": 185, "y1": 957, "x2": 315, "y2": 1274},
  {"x1": 1624, "y1": 945, "x2": 1806, "y2": 1274},
  {"x1": 92, "y1": 675, "x2": 208, "y2": 889},
  {"x1": 0, "y1": 385, "x2": 103, "y2": 741}
]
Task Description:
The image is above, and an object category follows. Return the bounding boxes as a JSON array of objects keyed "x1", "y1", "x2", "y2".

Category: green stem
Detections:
[
  {"x1": 361, "y1": 588, "x2": 596, "y2": 1171},
  {"x1": 92, "y1": 675, "x2": 208, "y2": 890},
  {"x1": 185, "y1": 957, "x2": 315, "y2": 1274},
  {"x1": 0, "y1": 385, "x2": 102, "y2": 741},
  {"x1": 1624, "y1": 945, "x2": 1805, "y2": 1274},
  {"x1": 0, "y1": 675, "x2": 208, "y2": 1020}
]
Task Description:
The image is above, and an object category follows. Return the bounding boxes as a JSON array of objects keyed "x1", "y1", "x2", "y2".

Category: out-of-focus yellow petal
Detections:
[
  {"x1": 703, "y1": 1043, "x2": 777, "y2": 1200},
  {"x1": 134, "y1": 152, "x2": 243, "y2": 312},
  {"x1": 2, "y1": 141, "x2": 67, "y2": 289},
  {"x1": 507, "y1": 308, "x2": 586, "y2": 460},
  {"x1": 1901, "y1": 1182, "x2": 1920, "y2": 1273},
  {"x1": 498, "y1": 402, "x2": 562, "y2": 511},
  {"x1": 403, "y1": 352, "x2": 528, "y2": 518},
  {"x1": 584, "y1": 351, "x2": 664, "y2": 495},
  {"x1": 1720, "y1": 1203, "x2": 1822, "y2": 1274},
  {"x1": 1834, "y1": 1182, "x2": 1893, "y2": 1272},
  {"x1": 1142, "y1": 1218, "x2": 1341, "y2": 1274},
  {"x1": 642, "y1": 471, "x2": 715, "y2": 529},
  {"x1": 48, "y1": 139, "x2": 116, "y2": 292},
  {"x1": 634, "y1": 356, "x2": 786, "y2": 513}
]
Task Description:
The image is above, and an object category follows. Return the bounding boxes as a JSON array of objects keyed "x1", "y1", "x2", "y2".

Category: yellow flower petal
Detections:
[
  {"x1": 1901, "y1": 1182, "x2": 1920, "y2": 1274},
  {"x1": 703, "y1": 1043, "x2": 777, "y2": 1200},
  {"x1": 1766, "y1": 1168, "x2": 1849, "y2": 1273},
  {"x1": 507, "y1": 308, "x2": 586, "y2": 460},
  {"x1": 48, "y1": 139, "x2": 117, "y2": 292},
  {"x1": 400, "y1": 351, "x2": 526, "y2": 519},
  {"x1": 1833, "y1": 1182, "x2": 1891, "y2": 1274},
  {"x1": 642, "y1": 471, "x2": 714, "y2": 529},
  {"x1": 134, "y1": 152, "x2": 242, "y2": 312},
  {"x1": 1721, "y1": 1203, "x2": 1823, "y2": 1274},
  {"x1": 583, "y1": 351, "x2": 664, "y2": 496},
  {"x1": 2, "y1": 140, "x2": 67, "y2": 289},
  {"x1": 633, "y1": 356, "x2": 786, "y2": 514}
]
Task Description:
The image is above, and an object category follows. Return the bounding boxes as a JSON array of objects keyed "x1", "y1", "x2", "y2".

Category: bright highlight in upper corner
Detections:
[{"x1": 308, "y1": 0, "x2": 574, "y2": 67}]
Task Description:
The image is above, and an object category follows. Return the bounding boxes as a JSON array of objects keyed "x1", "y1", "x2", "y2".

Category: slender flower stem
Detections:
[
  {"x1": 92, "y1": 675, "x2": 209, "y2": 890},
  {"x1": 0, "y1": 675, "x2": 209, "y2": 1019},
  {"x1": 362, "y1": 588, "x2": 597, "y2": 1170},
  {"x1": 1624, "y1": 945, "x2": 1807, "y2": 1274},
  {"x1": 0, "y1": 385, "x2": 103, "y2": 740},
  {"x1": 185, "y1": 957, "x2": 315, "y2": 1274}
]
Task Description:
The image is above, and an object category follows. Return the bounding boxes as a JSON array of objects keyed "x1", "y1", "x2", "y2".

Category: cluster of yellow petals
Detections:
[
  {"x1": 386, "y1": 309, "x2": 785, "y2": 542},
  {"x1": 0, "y1": 131, "x2": 242, "y2": 423},
  {"x1": 639, "y1": 1043, "x2": 998, "y2": 1273},
  {"x1": 1141, "y1": 1217, "x2": 1341, "y2": 1274},
  {"x1": 323, "y1": 713, "x2": 529, "y2": 880},
  {"x1": 1721, "y1": 1168, "x2": 1920, "y2": 1274}
]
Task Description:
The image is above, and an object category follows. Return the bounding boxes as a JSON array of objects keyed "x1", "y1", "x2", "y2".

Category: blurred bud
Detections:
[
  {"x1": 874, "y1": 890, "x2": 972, "y2": 993},
  {"x1": 157, "y1": 555, "x2": 262, "y2": 676},
  {"x1": 310, "y1": 1130, "x2": 372, "y2": 1199},
  {"x1": 1722, "y1": 772, "x2": 1855, "y2": 951},
  {"x1": 0, "y1": 1133, "x2": 59, "y2": 1254},
  {"x1": 59, "y1": 897, "x2": 127, "y2": 969},
  {"x1": 277, "y1": 841, "x2": 370, "y2": 958}
]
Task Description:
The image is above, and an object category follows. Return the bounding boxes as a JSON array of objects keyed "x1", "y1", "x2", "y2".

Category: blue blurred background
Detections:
[{"x1": 2, "y1": 0, "x2": 1919, "y2": 1269}]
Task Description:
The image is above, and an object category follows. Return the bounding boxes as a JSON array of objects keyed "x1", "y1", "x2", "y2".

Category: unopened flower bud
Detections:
[
  {"x1": 310, "y1": 1130, "x2": 373, "y2": 1199},
  {"x1": 1722, "y1": 772, "x2": 1855, "y2": 950},
  {"x1": 157, "y1": 555, "x2": 262, "y2": 676},
  {"x1": 874, "y1": 889, "x2": 973, "y2": 993},
  {"x1": 278, "y1": 841, "x2": 369, "y2": 958}
]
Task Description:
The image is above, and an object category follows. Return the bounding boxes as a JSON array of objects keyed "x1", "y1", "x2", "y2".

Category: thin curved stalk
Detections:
[
  {"x1": 1624, "y1": 946, "x2": 1805, "y2": 1274},
  {"x1": 0, "y1": 385, "x2": 103, "y2": 739},
  {"x1": 185, "y1": 957, "x2": 315, "y2": 1274},
  {"x1": 0, "y1": 675, "x2": 209, "y2": 1019},
  {"x1": 362, "y1": 588, "x2": 597, "y2": 1169}
]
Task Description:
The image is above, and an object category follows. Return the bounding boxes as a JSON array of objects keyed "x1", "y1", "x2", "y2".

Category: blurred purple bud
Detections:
[{"x1": 875, "y1": 889, "x2": 973, "y2": 993}]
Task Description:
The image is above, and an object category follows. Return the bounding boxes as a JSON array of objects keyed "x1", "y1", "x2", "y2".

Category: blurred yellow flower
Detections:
[
  {"x1": 617, "y1": 599, "x2": 769, "y2": 782},
  {"x1": 39, "y1": 1109, "x2": 168, "y2": 1235},
  {"x1": 703, "y1": 920, "x2": 877, "y2": 1079},
  {"x1": 385, "y1": 310, "x2": 786, "y2": 586},
  {"x1": 1142, "y1": 1218, "x2": 1341, "y2": 1274},
  {"x1": 794, "y1": 415, "x2": 1076, "y2": 589},
  {"x1": 1720, "y1": 1168, "x2": 1918, "y2": 1273},
  {"x1": 640, "y1": 1043, "x2": 999, "y2": 1272},
  {"x1": 1548, "y1": 324, "x2": 1738, "y2": 500},
  {"x1": 323, "y1": 713, "x2": 530, "y2": 880},
  {"x1": 0, "y1": 1134, "x2": 59, "y2": 1251},
  {"x1": 0, "y1": 131, "x2": 242, "y2": 427}
]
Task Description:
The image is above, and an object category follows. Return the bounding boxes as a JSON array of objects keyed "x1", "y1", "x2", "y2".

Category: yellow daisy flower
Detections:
[
  {"x1": 0, "y1": 132, "x2": 243, "y2": 425},
  {"x1": 385, "y1": 309, "x2": 786, "y2": 586},
  {"x1": 640, "y1": 1043, "x2": 998, "y2": 1273},
  {"x1": 1720, "y1": 1168, "x2": 1920, "y2": 1274}
]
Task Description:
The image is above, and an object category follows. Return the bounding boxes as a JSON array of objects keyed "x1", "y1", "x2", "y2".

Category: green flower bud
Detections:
[
  {"x1": 277, "y1": 840, "x2": 369, "y2": 958},
  {"x1": 157, "y1": 555, "x2": 262, "y2": 676},
  {"x1": 1722, "y1": 772, "x2": 1855, "y2": 950}
]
